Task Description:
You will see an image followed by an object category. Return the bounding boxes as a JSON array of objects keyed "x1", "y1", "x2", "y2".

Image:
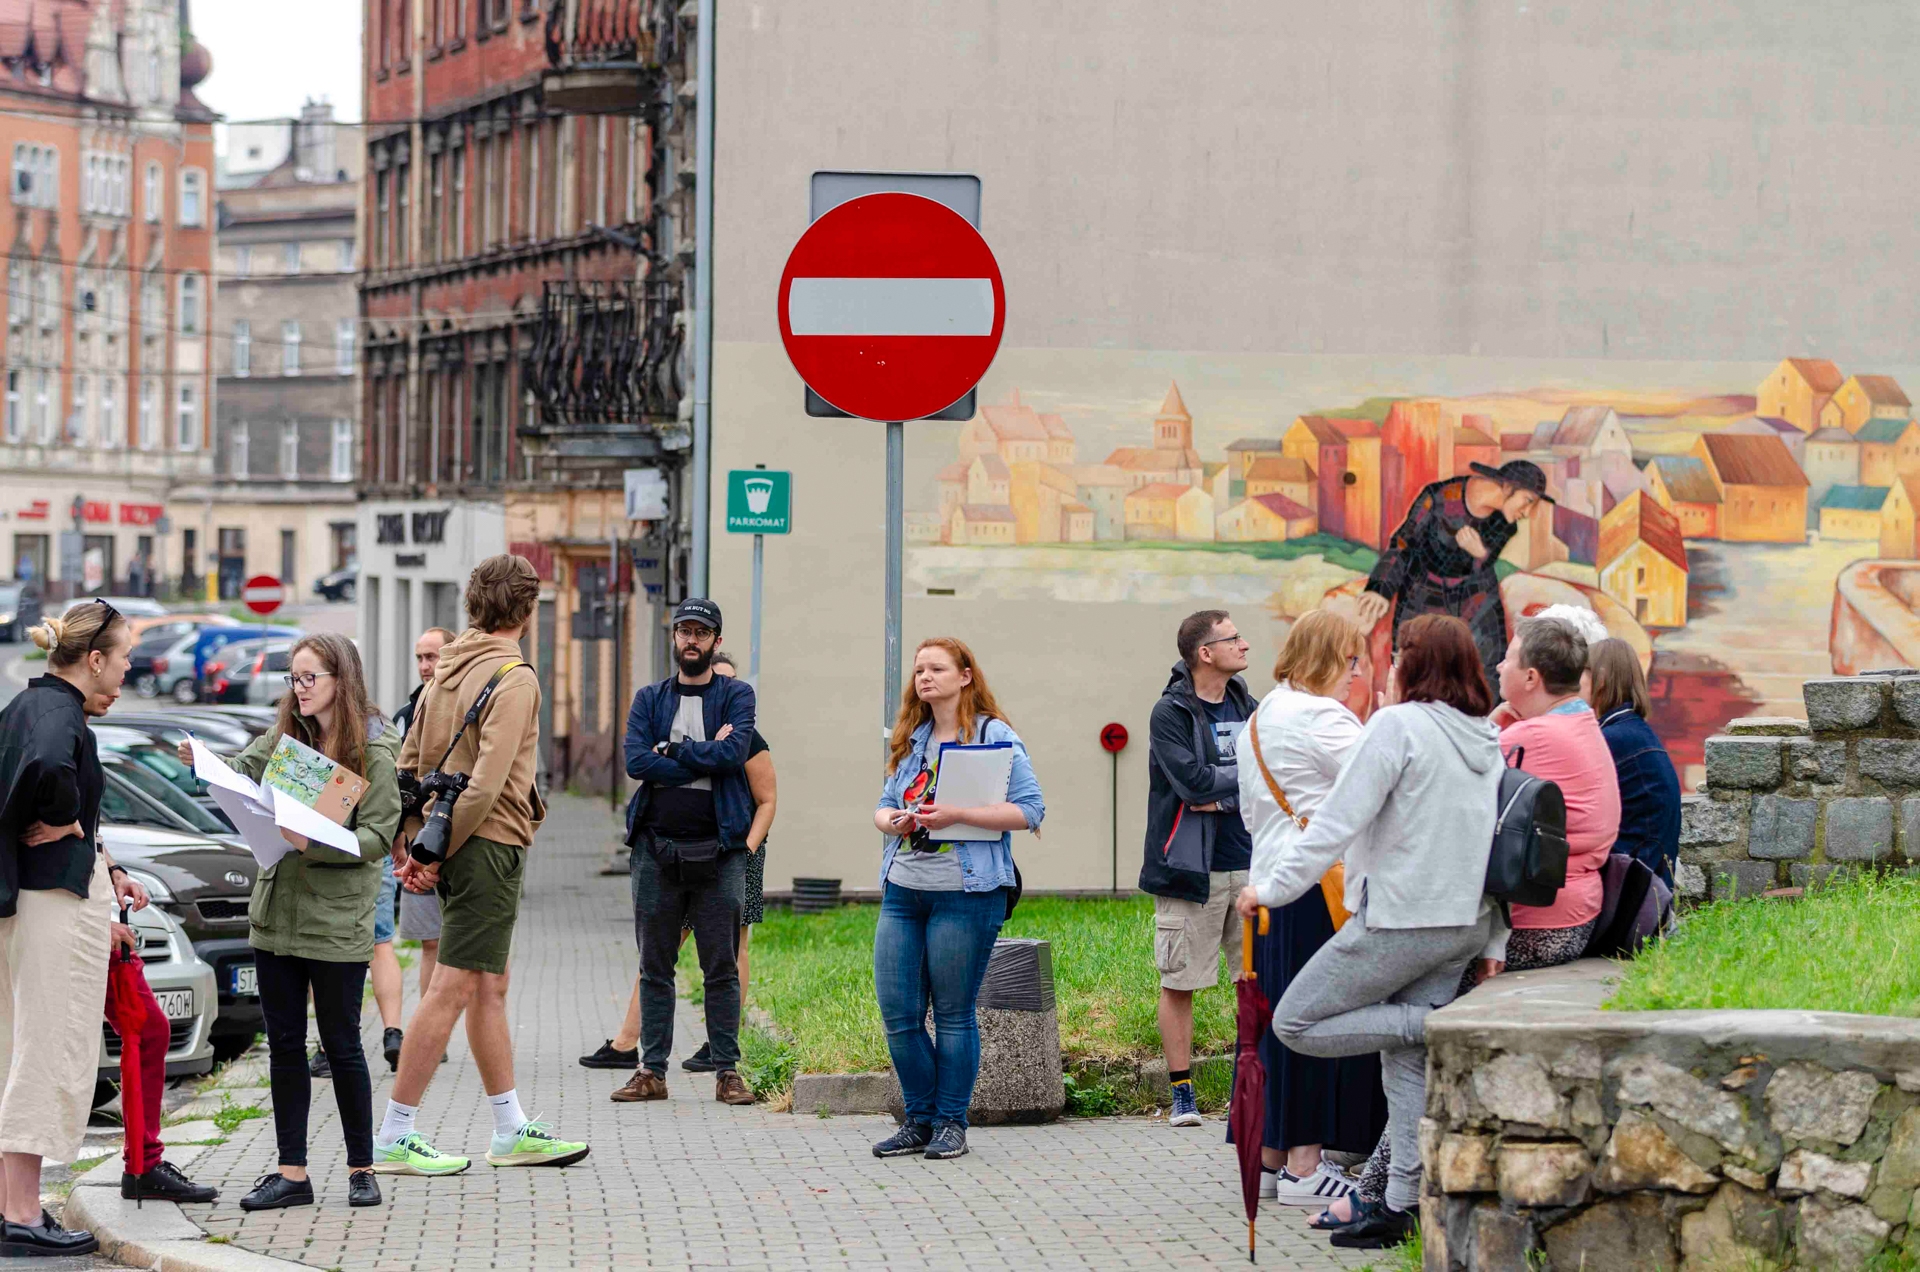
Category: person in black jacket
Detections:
[
  {"x1": 0, "y1": 602, "x2": 214, "y2": 1260},
  {"x1": 1141, "y1": 609, "x2": 1256, "y2": 1129}
]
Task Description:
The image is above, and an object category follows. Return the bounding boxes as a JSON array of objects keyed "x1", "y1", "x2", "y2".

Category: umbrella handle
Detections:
[{"x1": 1241, "y1": 908, "x2": 1271, "y2": 981}]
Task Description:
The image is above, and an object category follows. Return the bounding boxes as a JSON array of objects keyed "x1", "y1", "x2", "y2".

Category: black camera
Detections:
[{"x1": 403, "y1": 769, "x2": 470, "y2": 865}]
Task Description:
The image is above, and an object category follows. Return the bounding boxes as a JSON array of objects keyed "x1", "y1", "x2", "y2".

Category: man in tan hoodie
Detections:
[{"x1": 371, "y1": 554, "x2": 590, "y2": 1178}]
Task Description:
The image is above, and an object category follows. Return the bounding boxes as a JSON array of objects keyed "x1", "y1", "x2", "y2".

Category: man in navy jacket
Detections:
[{"x1": 617, "y1": 598, "x2": 758, "y2": 1105}]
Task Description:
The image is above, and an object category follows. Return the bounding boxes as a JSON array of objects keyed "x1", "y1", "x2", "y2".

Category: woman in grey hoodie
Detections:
[{"x1": 1260, "y1": 614, "x2": 1509, "y2": 1252}]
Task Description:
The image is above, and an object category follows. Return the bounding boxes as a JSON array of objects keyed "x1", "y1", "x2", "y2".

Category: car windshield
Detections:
[
  {"x1": 103, "y1": 757, "x2": 228, "y2": 835},
  {"x1": 0, "y1": 586, "x2": 18, "y2": 604}
]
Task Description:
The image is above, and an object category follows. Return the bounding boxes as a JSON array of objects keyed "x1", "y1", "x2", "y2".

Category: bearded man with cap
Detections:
[
  {"x1": 611, "y1": 598, "x2": 759, "y2": 1106},
  {"x1": 1353, "y1": 460, "x2": 1554, "y2": 694}
]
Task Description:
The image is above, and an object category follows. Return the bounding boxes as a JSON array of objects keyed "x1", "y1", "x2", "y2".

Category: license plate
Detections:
[
  {"x1": 230, "y1": 964, "x2": 257, "y2": 997},
  {"x1": 153, "y1": 989, "x2": 194, "y2": 1021}
]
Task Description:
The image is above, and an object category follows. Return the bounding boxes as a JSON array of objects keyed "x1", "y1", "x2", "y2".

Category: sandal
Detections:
[{"x1": 1310, "y1": 1196, "x2": 1367, "y2": 1230}]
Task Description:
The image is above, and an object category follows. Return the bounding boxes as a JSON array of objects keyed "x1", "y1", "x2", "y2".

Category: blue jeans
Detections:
[
  {"x1": 873, "y1": 882, "x2": 1005, "y2": 1128},
  {"x1": 373, "y1": 855, "x2": 397, "y2": 945}
]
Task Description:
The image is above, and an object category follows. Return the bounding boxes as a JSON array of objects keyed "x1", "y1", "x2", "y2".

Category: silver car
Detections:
[
  {"x1": 239, "y1": 641, "x2": 295, "y2": 707},
  {"x1": 95, "y1": 902, "x2": 218, "y2": 1101}
]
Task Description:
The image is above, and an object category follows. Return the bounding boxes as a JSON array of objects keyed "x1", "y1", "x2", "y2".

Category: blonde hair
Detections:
[
  {"x1": 1588, "y1": 638, "x2": 1652, "y2": 720},
  {"x1": 887, "y1": 637, "x2": 1010, "y2": 772},
  {"x1": 28, "y1": 603, "x2": 128, "y2": 670},
  {"x1": 1273, "y1": 609, "x2": 1364, "y2": 698}
]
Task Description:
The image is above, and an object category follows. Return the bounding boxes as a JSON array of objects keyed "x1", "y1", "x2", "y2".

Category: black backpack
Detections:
[
  {"x1": 1581, "y1": 853, "x2": 1674, "y2": 960},
  {"x1": 1486, "y1": 746, "x2": 1569, "y2": 908}
]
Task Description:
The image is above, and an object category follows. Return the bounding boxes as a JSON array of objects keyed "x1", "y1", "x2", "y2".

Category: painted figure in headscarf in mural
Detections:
[{"x1": 1352, "y1": 460, "x2": 1553, "y2": 692}]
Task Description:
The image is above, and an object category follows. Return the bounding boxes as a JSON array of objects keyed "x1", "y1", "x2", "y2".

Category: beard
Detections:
[{"x1": 678, "y1": 644, "x2": 715, "y2": 676}]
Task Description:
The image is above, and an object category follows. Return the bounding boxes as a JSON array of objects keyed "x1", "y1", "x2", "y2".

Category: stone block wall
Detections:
[
  {"x1": 1679, "y1": 672, "x2": 1920, "y2": 902},
  {"x1": 1423, "y1": 962, "x2": 1920, "y2": 1271}
]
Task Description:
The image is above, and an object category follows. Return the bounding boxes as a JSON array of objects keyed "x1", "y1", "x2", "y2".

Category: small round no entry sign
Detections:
[
  {"x1": 777, "y1": 192, "x2": 1006, "y2": 422},
  {"x1": 243, "y1": 575, "x2": 285, "y2": 616}
]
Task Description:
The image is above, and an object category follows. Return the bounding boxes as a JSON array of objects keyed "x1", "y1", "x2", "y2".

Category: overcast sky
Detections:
[{"x1": 191, "y1": 0, "x2": 364, "y2": 152}]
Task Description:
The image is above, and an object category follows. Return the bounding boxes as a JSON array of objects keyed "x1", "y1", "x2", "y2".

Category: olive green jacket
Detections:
[{"x1": 231, "y1": 717, "x2": 402, "y2": 963}]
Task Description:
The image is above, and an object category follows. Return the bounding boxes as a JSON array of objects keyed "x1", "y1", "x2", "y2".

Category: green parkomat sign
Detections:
[{"x1": 726, "y1": 469, "x2": 792, "y2": 534}]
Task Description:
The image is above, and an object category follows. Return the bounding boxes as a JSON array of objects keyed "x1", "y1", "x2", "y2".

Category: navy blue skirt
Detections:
[{"x1": 1229, "y1": 889, "x2": 1390, "y2": 1154}]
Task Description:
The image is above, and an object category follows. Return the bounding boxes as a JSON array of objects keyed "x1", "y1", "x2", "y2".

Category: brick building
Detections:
[
  {"x1": 0, "y1": 0, "x2": 216, "y2": 600},
  {"x1": 358, "y1": 0, "x2": 691, "y2": 787}
]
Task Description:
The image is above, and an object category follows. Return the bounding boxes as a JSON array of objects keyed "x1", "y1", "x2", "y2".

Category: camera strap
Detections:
[{"x1": 431, "y1": 659, "x2": 525, "y2": 774}]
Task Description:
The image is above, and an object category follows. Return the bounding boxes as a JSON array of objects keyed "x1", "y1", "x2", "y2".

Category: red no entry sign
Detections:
[
  {"x1": 242, "y1": 574, "x2": 285, "y2": 616},
  {"x1": 777, "y1": 192, "x2": 1006, "y2": 422}
]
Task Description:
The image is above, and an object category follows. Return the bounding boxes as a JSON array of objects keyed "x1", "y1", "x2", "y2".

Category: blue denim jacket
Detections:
[
  {"x1": 876, "y1": 717, "x2": 1045, "y2": 893},
  {"x1": 1600, "y1": 706, "x2": 1682, "y2": 884}
]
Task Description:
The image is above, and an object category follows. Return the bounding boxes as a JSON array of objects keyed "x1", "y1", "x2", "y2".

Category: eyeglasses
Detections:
[
  {"x1": 1201, "y1": 633, "x2": 1248, "y2": 648},
  {"x1": 86, "y1": 598, "x2": 121, "y2": 654},
  {"x1": 673, "y1": 624, "x2": 717, "y2": 642},
  {"x1": 283, "y1": 672, "x2": 338, "y2": 691}
]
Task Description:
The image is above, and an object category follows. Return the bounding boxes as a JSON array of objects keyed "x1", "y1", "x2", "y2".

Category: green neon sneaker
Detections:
[
  {"x1": 487, "y1": 1119, "x2": 590, "y2": 1168},
  {"x1": 370, "y1": 1132, "x2": 471, "y2": 1177}
]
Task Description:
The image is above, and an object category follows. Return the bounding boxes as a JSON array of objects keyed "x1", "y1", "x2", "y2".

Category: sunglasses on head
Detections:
[{"x1": 85, "y1": 599, "x2": 121, "y2": 654}]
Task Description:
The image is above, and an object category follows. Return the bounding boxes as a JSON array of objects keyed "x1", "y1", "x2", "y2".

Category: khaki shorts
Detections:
[
  {"x1": 436, "y1": 836, "x2": 525, "y2": 975},
  {"x1": 1153, "y1": 870, "x2": 1249, "y2": 992}
]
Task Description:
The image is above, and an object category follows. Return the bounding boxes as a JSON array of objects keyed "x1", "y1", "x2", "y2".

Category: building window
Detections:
[
  {"x1": 339, "y1": 238, "x2": 355, "y2": 271},
  {"x1": 233, "y1": 319, "x2": 250, "y2": 376},
  {"x1": 376, "y1": 169, "x2": 390, "y2": 266},
  {"x1": 229, "y1": 424, "x2": 249, "y2": 476},
  {"x1": 454, "y1": 0, "x2": 467, "y2": 39},
  {"x1": 280, "y1": 421, "x2": 299, "y2": 478},
  {"x1": 518, "y1": 123, "x2": 534, "y2": 240},
  {"x1": 282, "y1": 241, "x2": 300, "y2": 273},
  {"x1": 178, "y1": 273, "x2": 202, "y2": 334},
  {"x1": 452, "y1": 146, "x2": 466, "y2": 256},
  {"x1": 428, "y1": 153, "x2": 443, "y2": 263},
  {"x1": 11, "y1": 144, "x2": 57, "y2": 209},
  {"x1": 140, "y1": 278, "x2": 161, "y2": 333},
  {"x1": 331, "y1": 418, "x2": 352, "y2": 481},
  {"x1": 396, "y1": 159, "x2": 411, "y2": 263},
  {"x1": 138, "y1": 380, "x2": 156, "y2": 449},
  {"x1": 143, "y1": 162, "x2": 161, "y2": 222},
  {"x1": 179, "y1": 169, "x2": 205, "y2": 227},
  {"x1": 235, "y1": 245, "x2": 251, "y2": 276},
  {"x1": 31, "y1": 370, "x2": 50, "y2": 444},
  {"x1": 100, "y1": 377, "x2": 116, "y2": 448},
  {"x1": 336, "y1": 319, "x2": 355, "y2": 375},
  {"x1": 177, "y1": 384, "x2": 198, "y2": 450},
  {"x1": 478, "y1": 136, "x2": 494, "y2": 248},
  {"x1": 3, "y1": 371, "x2": 18, "y2": 441},
  {"x1": 34, "y1": 268, "x2": 54, "y2": 330},
  {"x1": 69, "y1": 375, "x2": 86, "y2": 445},
  {"x1": 282, "y1": 321, "x2": 301, "y2": 376}
]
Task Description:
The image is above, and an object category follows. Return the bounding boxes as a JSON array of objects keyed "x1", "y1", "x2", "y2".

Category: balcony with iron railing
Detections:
[
  {"x1": 543, "y1": 0, "x2": 684, "y2": 113},
  {"x1": 521, "y1": 277, "x2": 685, "y2": 471}
]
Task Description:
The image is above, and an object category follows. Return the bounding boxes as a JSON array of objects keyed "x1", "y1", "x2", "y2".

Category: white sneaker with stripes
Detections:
[{"x1": 1263, "y1": 1161, "x2": 1355, "y2": 1205}]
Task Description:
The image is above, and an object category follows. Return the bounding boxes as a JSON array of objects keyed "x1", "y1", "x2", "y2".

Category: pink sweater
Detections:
[{"x1": 1501, "y1": 707, "x2": 1620, "y2": 931}]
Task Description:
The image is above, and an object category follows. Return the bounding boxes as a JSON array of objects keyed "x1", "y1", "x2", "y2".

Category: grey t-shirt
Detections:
[{"x1": 886, "y1": 747, "x2": 966, "y2": 891}]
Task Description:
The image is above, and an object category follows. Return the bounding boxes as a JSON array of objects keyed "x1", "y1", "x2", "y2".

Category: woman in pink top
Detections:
[{"x1": 1481, "y1": 615, "x2": 1621, "y2": 980}]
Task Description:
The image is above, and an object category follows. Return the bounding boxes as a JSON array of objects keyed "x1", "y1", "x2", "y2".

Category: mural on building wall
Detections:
[{"x1": 908, "y1": 357, "x2": 1920, "y2": 787}]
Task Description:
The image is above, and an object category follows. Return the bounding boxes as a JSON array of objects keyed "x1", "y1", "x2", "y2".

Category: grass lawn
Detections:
[
  {"x1": 1608, "y1": 871, "x2": 1920, "y2": 1016},
  {"x1": 700, "y1": 896, "x2": 1244, "y2": 1109}
]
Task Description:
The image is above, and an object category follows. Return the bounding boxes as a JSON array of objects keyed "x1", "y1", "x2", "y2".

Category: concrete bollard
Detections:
[{"x1": 887, "y1": 937, "x2": 1066, "y2": 1125}]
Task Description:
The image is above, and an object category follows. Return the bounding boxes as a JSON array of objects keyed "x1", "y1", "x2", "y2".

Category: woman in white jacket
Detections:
[
  {"x1": 1244, "y1": 613, "x2": 1509, "y2": 1254},
  {"x1": 1230, "y1": 611, "x2": 1387, "y2": 1207}
]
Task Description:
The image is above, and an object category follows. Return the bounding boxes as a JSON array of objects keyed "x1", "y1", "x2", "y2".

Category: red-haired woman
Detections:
[
  {"x1": 1257, "y1": 615, "x2": 1509, "y2": 1253},
  {"x1": 870, "y1": 638, "x2": 1045, "y2": 1164}
]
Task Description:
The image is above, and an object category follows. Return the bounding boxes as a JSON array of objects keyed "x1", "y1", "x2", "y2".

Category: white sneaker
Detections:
[{"x1": 1269, "y1": 1162, "x2": 1355, "y2": 1207}]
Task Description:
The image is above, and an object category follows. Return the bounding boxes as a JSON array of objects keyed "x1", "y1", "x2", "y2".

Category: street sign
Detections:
[
  {"x1": 777, "y1": 191, "x2": 1005, "y2": 422},
  {"x1": 1100, "y1": 722, "x2": 1130, "y2": 754},
  {"x1": 242, "y1": 574, "x2": 285, "y2": 616},
  {"x1": 623, "y1": 467, "x2": 669, "y2": 521},
  {"x1": 726, "y1": 470, "x2": 792, "y2": 535}
]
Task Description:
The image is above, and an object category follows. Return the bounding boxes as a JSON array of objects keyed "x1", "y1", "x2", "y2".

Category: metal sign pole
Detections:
[
  {"x1": 610, "y1": 526, "x2": 621, "y2": 817},
  {"x1": 884, "y1": 420, "x2": 904, "y2": 743}
]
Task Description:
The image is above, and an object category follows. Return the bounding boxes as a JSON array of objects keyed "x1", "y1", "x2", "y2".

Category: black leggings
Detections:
[{"x1": 255, "y1": 949, "x2": 373, "y2": 1169}]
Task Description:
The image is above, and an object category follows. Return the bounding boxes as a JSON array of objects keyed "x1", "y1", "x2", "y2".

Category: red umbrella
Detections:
[
  {"x1": 1230, "y1": 908, "x2": 1273, "y2": 1263},
  {"x1": 102, "y1": 906, "x2": 157, "y2": 1197}
]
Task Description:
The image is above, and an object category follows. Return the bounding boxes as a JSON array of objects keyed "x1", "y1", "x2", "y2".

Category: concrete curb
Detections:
[
  {"x1": 64, "y1": 1143, "x2": 305, "y2": 1272},
  {"x1": 790, "y1": 1070, "x2": 895, "y2": 1116}
]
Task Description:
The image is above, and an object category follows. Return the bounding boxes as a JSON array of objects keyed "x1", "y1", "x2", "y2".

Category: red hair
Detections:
[
  {"x1": 886, "y1": 637, "x2": 1010, "y2": 772},
  {"x1": 1394, "y1": 615, "x2": 1494, "y2": 717}
]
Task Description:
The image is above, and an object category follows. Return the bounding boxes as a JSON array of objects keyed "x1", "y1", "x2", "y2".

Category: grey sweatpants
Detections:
[{"x1": 1271, "y1": 897, "x2": 1497, "y2": 1211}]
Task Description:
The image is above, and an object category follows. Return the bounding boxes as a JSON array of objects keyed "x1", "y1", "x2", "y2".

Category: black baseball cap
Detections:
[{"x1": 672, "y1": 598, "x2": 723, "y2": 631}]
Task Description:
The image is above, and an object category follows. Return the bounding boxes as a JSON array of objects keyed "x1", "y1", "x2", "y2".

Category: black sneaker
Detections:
[
  {"x1": 348, "y1": 1169, "x2": 382, "y2": 1208},
  {"x1": 681, "y1": 1042, "x2": 715, "y2": 1073},
  {"x1": 383, "y1": 1027, "x2": 404, "y2": 1072},
  {"x1": 0, "y1": 1210, "x2": 99, "y2": 1257},
  {"x1": 309, "y1": 1048, "x2": 331, "y2": 1079},
  {"x1": 1328, "y1": 1199, "x2": 1417, "y2": 1249},
  {"x1": 239, "y1": 1173, "x2": 315, "y2": 1212},
  {"x1": 924, "y1": 1123, "x2": 970, "y2": 1160},
  {"x1": 122, "y1": 1159, "x2": 218, "y2": 1203},
  {"x1": 579, "y1": 1039, "x2": 639, "y2": 1070},
  {"x1": 872, "y1": 1122, "x2": 934, "y2": 1158}
]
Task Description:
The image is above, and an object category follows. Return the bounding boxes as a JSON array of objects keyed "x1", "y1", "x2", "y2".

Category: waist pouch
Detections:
[{"x1": 647, "y1": 833, "x2": 722, "y2": 886}]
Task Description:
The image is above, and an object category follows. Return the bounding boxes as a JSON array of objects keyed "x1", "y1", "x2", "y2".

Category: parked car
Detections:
[
  {"x1": 179, "y1": 626, "x2": 301, "y2": 702},
  {"x1": 238, "y1": 642, "x2": 295, "y2": 707},
  {"x1": 98, "y1": 709, "x2": 257, "y2": 759},
  {"x1": 126, "y1": 613, "x2": 240, "y2": 641},
  {"x1": 313, "y1": 566, "x2": 356, "y2": 602},
  {"x1": 95, "y1": 902, "x2": 218, "y2": 1105},
  {"x1": 136, "y1": 630, "x2": 203, "y2": 702},
  {"x1": 100, "y1": 816, "x2": 263, "y2": 1064},
  {"x1": 0, "y1": 582, "x2": 43, "y2": 643},
  {"x1": 92, "y1": 724, "x2": 235, "y2": 831},
  {"x1": 203, "y1": 705, "x2": 279, "y2": 732},
  {"x1": 204, "y1": 638, "x2": 273, "y2": 704},
  {"x1": 64, "y1": 595, "x2": 168, "y2": 619}
]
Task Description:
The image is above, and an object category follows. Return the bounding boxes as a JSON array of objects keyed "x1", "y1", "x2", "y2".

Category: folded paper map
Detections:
[
  {"x1": 263, "y1": 735, "x2": 366, "y2": 826},
  {"x1": 189, "y1": 739, "x2": 362, "y2": 870}
]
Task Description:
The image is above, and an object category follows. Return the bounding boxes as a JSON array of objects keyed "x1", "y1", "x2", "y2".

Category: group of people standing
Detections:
[{"x1": 1144, "y1": 601, "x2": 1680, "y2": 1252}]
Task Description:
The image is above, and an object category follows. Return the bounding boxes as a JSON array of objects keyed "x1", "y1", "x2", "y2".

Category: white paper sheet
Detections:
[
  {"x1": 191, "y1": 740, "x2": 362, "y2": 868},
  {"x1": 926, "y1": 743, "x2": 1016, "y2": 842}
]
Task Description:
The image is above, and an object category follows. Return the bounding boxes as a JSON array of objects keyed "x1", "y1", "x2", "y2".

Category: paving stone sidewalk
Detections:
[{"x1": 188, "y1": 796, "x2": 1376, "y2": 1270}]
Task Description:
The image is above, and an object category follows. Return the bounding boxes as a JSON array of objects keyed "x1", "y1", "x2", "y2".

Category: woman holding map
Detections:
[{"x1": 176, "y1": 633, "x2": 400, "y2": 1212}]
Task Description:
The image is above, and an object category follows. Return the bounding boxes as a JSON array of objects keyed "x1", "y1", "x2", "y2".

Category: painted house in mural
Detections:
[
  {"x1": 1801, "y1": 427, "x2": 1862, "y2": 523},
  {"x1": 1822, "y1": 374, "x2": 1911, "y2": 433},
  {"x1": 1553, "y1": 505, "x2": 1601, "y2": 566},
  {"x1": 1243, "y1": 456, "x2": 1316, "y2": 506},
  {"x1": 968, "y1": 454, "x2": 1012, "y2": 505},
  {"x1": 1855, "y1": 417, "x2": 1920, "y2": 487},
  {"x1": 1727, "y1": 415, "x2": 1809, "y2": 466},
  {"x1": 1599, "y1": 491, "x2": 1689, "y2": 628},
  {"x1": 1216, "y1": 493, "x2": 1317, "y2": 542},
  {"x1": 1223, "y1": 438, "x2": 1288, "y2": 501},
  {"x1": 1692, "y1": 432, "x2": 1809, "y2": 542},
  {"x1": 1009, "y1": 460, "x2": 1084, "y2": 544},
  {"x1": 949, "y1": 504, "x2": 1016, "y2": 544},
  {"x1": 1106, "y1": 384, "x2": 1205, "y2": 491},
  {"x1": 1071, "y1": 464, "x2": 1131, "y2": 541},
  {"x1": 1757, "y1": 358, "x2": 1845, "y2": 433},
  {"x1": 1124, "y1": 482, "x2": 1212, "y2": 541},
  {"x1": 1643, "y1": 455, "x2": 1723, "y2": 538},
  {"x1": 1283, "y1": 415, "x2": 1384, "y2": 548},
  {"x1": 1880, "y1": 475, "x2": 1920, "y2": 559},
  {"x1": 1818, "y1": 485, "x2": 1891, "y2": 542},
  {"x1": 960, "y1": 389, "x2": 1076, "y2": 466}
]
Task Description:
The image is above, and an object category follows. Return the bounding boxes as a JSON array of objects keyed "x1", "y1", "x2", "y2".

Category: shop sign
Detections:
[
  {"x1": 82, "y1": 501, "x2": 112, "y2": 524},
  {"x1": 17, "y1": 500, "x2": 48, "y2": 520},
  {"x1": 119, "y1": 503, "x2": 166, "y2": 527}
]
